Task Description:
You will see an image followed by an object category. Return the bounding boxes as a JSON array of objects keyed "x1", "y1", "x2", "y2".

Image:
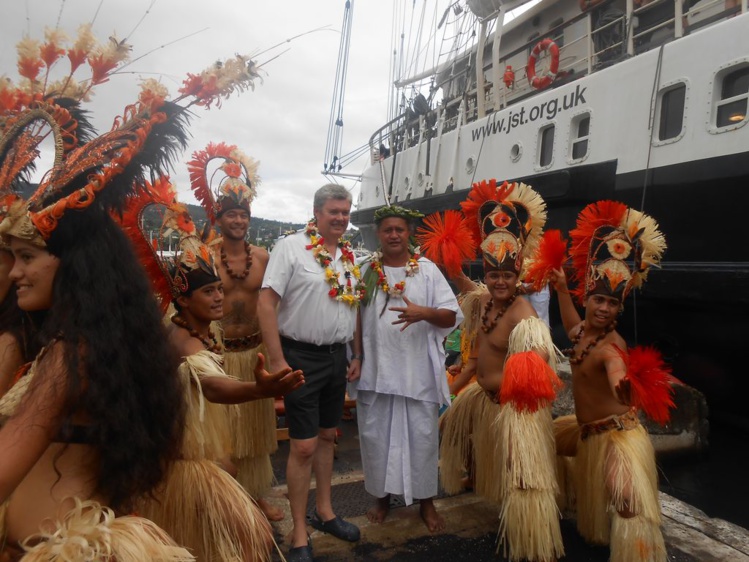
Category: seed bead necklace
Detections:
[
  {"x1": 481, "y1": 293, "x2": 517, "y2": 333},
  {"x1": 171, "y1": 314, "x2": 223, "y2": 353},
  {"x1": 564, "y1": 320, "x2": 617, "y2": 365},
  {"x1": 220, "y1": 241, "x2": 252, "y2": 280}
]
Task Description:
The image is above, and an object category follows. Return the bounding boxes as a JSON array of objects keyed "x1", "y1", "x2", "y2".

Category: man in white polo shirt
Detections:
[{"x1": 258, "y1": 184, "x2": 364, "y2": 562}]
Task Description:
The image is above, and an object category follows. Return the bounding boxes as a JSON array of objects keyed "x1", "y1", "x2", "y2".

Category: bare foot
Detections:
[
  {"x1": 366, "y1": 495, "x2": 390, "y2": 524},
  {"x1": 420, "y1": 498, "x2": 445, "y2": 533},
  {"x1": 257, "y1": 497, "x2": 285, "y2": 521}
]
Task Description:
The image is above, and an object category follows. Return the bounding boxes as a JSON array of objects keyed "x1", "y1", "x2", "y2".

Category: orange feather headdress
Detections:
[
  {"x1": 120, "y1": 177, "x2": 219, "y2": 306},
  {"x1": 0, "y1": 25, "x2": 261, "y2": 250},
  {"x1": 568, "y1": 200, "x2": 666, "y2": 305},
  {"x1": 416, "y1": 179, "x2": 547, "y2": 279},
  {"x1": 187, "y1": 142, "x2": 260, "y2": 224}
]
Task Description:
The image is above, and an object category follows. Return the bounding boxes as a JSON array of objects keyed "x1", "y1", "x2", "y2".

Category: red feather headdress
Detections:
[
  {"x1": 187, "y1": 141, "x2": 259, "y2": 224},
  {"x1": 416, "y1": 210, "x2": 475, "y2": 277},
  {"x1": 119, "y1": 176, "x2": 177, "y2": 313},
  {"x1": 568, "y1": 200, "x2": 666, "y2": 305}
]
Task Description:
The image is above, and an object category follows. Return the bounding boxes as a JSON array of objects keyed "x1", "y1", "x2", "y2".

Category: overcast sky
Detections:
[{"x1": 0, "y1": 0, "x2": 393, "y2": 223}]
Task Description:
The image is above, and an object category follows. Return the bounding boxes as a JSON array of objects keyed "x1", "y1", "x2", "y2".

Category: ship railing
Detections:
[{"x1": 365, "y1": 0, "x2": 745, "y2": 164}]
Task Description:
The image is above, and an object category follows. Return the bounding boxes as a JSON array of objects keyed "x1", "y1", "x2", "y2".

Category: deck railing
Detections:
[{"x1": 368, "y1": 0, "x2": 745, "y2": 165}]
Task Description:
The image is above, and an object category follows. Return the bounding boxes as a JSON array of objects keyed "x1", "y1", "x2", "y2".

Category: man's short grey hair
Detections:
[{"x1": 313, "y1": 183, "x2": 352, "y2": 211}]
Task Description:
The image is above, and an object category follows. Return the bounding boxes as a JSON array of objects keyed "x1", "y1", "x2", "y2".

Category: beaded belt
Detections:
[
  {"x1": 580, "y1": 408, "x2": 639, "y2": 441},
  {"x1": 223, "y1": 332, "x2": 262, "y2": 352}
]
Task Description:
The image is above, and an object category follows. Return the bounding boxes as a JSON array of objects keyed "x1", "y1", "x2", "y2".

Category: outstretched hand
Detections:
[
  {"x1": 614, "y1": 375, "x2": 633, "y2": 406},
  {"x1": 389, "y1": 295, "x2": 427, "y2": 331},
  {"x1": 254, "y1": 352, "x2": 304, "y2": 398}
]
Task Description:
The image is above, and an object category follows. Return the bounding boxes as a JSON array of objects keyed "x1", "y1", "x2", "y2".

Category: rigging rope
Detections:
[{"x1": 323, "y1": 0, "x2": 355, "y2": 174}]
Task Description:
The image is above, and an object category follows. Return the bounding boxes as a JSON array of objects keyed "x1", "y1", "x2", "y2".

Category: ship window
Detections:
[
  {"x1": 571, "y1": 113, "x2": 591, "y2": 160},
  {"x1": 539, "y1": 124, "x2": 555, "y2": 167},
  {"x1": 658, "y1": 84, "x2": 686, "y2": 141},
  {"x1": 716, "y1": 67, "x2": 749, "y2": 128}
]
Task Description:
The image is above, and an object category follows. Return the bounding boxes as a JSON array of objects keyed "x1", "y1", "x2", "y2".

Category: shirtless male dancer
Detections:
[
  {"x1": 187, "y1": 143, "x2": 282, "y2": 521},
  {"x1": 434, "y1": 180, "x2": 564, "y2": 562},
  {"x1": 548, "y1": 201, "x2": 669, "y2": 562}
]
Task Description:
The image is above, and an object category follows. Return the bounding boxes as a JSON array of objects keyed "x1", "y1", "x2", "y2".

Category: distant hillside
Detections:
[
  {"x1": 17, "y1": 182, "x2": 303, "y2": 248},
  {"x1": 141, "y1": 203, "x2": 304, "y2": 248}
]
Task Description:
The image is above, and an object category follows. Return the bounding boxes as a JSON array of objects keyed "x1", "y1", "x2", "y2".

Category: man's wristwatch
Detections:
[{"x1": 351, "y1": 354, "x2": 364, "y2": 361}]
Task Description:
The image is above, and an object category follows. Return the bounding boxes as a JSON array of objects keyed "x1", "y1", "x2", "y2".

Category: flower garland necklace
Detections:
[
  {"x1": 171, "y1": 314, "x2": 223, "y2": 353},
  {"x1": 220, "y1": 241, "x2": 252, "y2": 280},
  {"x1": 369, "y1": 247, "x2": 421, "y2": 297},
  {"x1": 305, "y1": 219, "x2": 365, "y2": 308}
]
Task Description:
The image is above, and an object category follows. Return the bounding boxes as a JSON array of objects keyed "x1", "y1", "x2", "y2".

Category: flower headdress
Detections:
[
  {"x1": 373, "y1": 205, "x2": 424, "y2": 224},
  {"x1": 187, "y1": 142, "x2": 260, "y2": 224},
  {"x1": 0, "y1": 25, "x2": 261, "y2": 251},
  {"x1": 568, "y1": 200, "x2": 666, "y2": 305}
]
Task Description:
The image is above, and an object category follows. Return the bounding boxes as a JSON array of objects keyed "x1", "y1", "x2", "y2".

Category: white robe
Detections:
[{"x1": 349, "y1": 258, "x2": 462, "y2": 504}]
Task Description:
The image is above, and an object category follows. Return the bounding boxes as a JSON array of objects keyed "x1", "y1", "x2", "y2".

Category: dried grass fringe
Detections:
[
  {"x1": 19, "y1": 498, "x2": 194, "y2": 561},
  {"x1": 139, "y1": 459, "x2": 274, "y2": 562},
  {"x1": 576, "y1": 423, "x2": 662, "y2": 547},
  {"x1": 226, "y1": 345, "x2": 277, "y2": 459},
  {"x1": 495, "y1": 406, "x2": 563, "y2": 561}
]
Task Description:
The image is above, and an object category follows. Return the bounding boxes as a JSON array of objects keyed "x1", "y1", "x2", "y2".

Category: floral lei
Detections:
[
  {"x1": 305, "y1": 219, "x2": 365, "y2": 308},
  {"x1": 369, "y1": 247, "x2": 421, "y2": 297}
]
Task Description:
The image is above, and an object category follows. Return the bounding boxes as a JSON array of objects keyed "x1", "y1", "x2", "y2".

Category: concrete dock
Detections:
[{"x1": 266, "y1": 417, "x2": 749, "y2": 561}]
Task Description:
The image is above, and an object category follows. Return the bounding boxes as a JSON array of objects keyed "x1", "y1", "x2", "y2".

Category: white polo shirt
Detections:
[{"x1": 262, "y1": 231, "x2": 357, "y2": 346}]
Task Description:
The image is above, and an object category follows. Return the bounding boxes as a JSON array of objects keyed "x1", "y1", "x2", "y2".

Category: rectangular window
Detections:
[
  {"x1": 716, "y1": 67, "x2": 749, "y2": 128},
  {"x1": 658, "y1": 84, "x2": 686, "y2": 141},
  {"x1": 539, "y1": 125, "x2": 555, "y2": 167},
  {"x1": 571, "y1": 114, "x2": 590, "y2": 160}
]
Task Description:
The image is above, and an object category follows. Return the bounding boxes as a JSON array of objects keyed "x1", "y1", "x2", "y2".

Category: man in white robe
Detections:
[{"x1": 347, "y1": 206, "x2": 462, "y2": 532}]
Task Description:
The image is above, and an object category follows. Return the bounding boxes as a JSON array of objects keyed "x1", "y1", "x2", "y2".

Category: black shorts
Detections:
[{"x1": 282, "y1": 343, "x2": 348, "y2": 440}]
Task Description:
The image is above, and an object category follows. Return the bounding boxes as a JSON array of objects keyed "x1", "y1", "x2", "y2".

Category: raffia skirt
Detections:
[
  {"x1": 225, "y1": 343, "x2": 277, "y2": 497},
  {"x1": 557, "y1": 412, "x2": 666, "y2": 562},
  {"x1": 1, "y1": 498, "x2": 194, "y2": 562},
  {"x1": 439, "y1": 382, "x2": 563, "y2": 561},
  {"x1": 139, "y1": 458, "x2": 274, "y2": 562}
]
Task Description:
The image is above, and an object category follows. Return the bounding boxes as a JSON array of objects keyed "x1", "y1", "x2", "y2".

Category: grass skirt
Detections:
[
  {"x1": 139, "y1": 459, "x2": 273, "y2": 562},
  {"x1": 576, "y1": 421, "x2": 665, "y2": 562},
  {"x1": 180, "y1": 351, "x2": 234, "y2": 462},
  {"x1": 225, "y1": 345, "x2": 277, "y2": 496},
  {"x1": 553, "y1": 414, "x2": 579, "y2": 512},
  {"x1": 13, "y1": 498, "x2": 193, "y2": 561},
  {"x1": 495, "y1": 406, "x2": 564, "y2": 561},
  {"x1": 439, "y1": 383, "x2": 497, "y2": 498}
]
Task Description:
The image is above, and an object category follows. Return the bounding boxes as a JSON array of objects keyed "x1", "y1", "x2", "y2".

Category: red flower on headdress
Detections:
[{"x1": 492, "y1": 212, "x2": 511, "y2": 228}]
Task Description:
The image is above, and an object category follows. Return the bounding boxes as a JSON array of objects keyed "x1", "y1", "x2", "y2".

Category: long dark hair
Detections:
[
  {"x1": 36, "y1": 208, "x2": 185, "y2": 512},
  {"x1": 0, "y1": 256, "x2": 39, "y2": 362}
]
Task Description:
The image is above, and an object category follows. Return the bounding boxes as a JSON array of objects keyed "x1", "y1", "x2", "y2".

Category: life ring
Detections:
[{"x1": 526, "y1": 39, "x2": 560, "y2": 90}]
